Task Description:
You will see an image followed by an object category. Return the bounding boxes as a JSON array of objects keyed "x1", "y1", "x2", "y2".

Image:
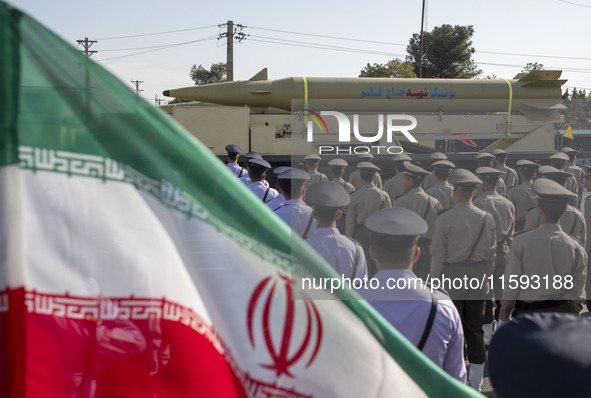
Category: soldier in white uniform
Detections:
[
  {"x1": 303, "y1": 154, "x2": 328, "y2": 190},
  {"x1": 507, "y1": 160, "x2": 540, "y2": 232},
  {"x1": 246, "y1": 158, "x2": 279, "y2": 207},
  {"x1": 348, "y1": 153, "x2": 383, "y2": 190},
  {"x1": 346, "y1": 162, "x2": 391, "y2": 276},
  {"x1": 328, "y1": 158, "x2": 355, "y2": 235},
  {"x1": 225, "y1": 144, "x2": 244, "y2": 177},
  {"x1": 265, "y1": 166, "x2": 291, "y2": 211},
  {"x1": 274, "y1": 168, "x2": 316, "y2": 239},
  {"x1": 383, "y1": 153, "x2": 412, "y2": 204},
  {"x1": 239, "y1": 152, "x2": 269, "y2": 187},
  {"x1": 473, "y1": 167, "x2": 515, "y2": 344},
  {"x1": 422, "y1": 151, "x2": 448, "y2": 190},
  {"x1": 305, "y1": 181, "x2": 368, "y2": 279},
  {"x1": 563, "y1": 147, "x2": 585, "y2": 207},
  {"x1": 523, "y1": 166, "x2": 586, "y2": 246},
  {"x1": 492, "y1": 149, "x2": 519, "y2": 190},
  {"x1": 360, "y1": 207, "x2": 467, "y2": 382},
  {"x1": 500, "y1": 178, "x2": 587, "y2": 321},
  {"x1": 430, "y1": 169, "x2": 497, "y2": 391},
  {"x1": 393, "y1": 161, "x2": 442, "y2": 280},
  {"x1": 425, "y1": 160, "x2": 455, "y2": 211},
  {"x1": 549, "y1": 151, "x2": 578, "y2": 204}
]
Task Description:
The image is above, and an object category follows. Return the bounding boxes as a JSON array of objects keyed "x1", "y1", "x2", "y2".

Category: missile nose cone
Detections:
[{"x1": 162, "y1": 90, "x2": 170, "y2": 97}]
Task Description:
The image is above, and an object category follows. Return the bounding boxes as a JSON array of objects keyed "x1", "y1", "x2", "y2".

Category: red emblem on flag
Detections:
[{"x1": 247, "y1": 273, "x2": 323, "y2": 378}]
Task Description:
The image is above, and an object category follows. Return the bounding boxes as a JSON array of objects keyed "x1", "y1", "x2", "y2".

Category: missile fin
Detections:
[
  {"x1": 522, "y1": 79, "x2": 567, "y2": 88},
  {"x1": 515, "y1": 70, "x2": 563, "y2": 81},
  {"x1": 249, "y1": 68, "x2": 268, "y2": 81}
]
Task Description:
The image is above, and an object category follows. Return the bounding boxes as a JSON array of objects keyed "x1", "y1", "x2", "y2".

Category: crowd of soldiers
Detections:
[{"x1": 224, "y1": 144, "x2": 591, "y2": 393}]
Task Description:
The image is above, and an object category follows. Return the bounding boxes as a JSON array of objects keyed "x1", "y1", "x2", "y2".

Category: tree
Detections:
[
  {"x1": 557, "y1": 88, "x2": 591, "y2": 130},
  {"x1": 406, "y1": 24, "x2": 481, "y2": 79},
  {"x1": 521, "y1": 62, "x2": 544, "y2": 73},
  {"x1": 190, "y1": 62, "x2": 227, "y2": 85},
  {"x1": 359, "y1": 59, "x2": 417, "y2": 78}
]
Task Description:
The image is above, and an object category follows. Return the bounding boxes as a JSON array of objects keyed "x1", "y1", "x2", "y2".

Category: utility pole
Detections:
[
  {"x1": 76, "y1": 37, "x2": 97, "y2": 57},
  {"x1": 218, "y1": 21, "x2": 248, "y2": 82},
  {"x1": 419, "y1": 0, "x2": 426, "y2": 78},
  {"x1": 154, "y1": 95, "x2": 165, "y2": 106},
  {"x1": 131, "y1": 79, "x2": 144, "y2": 95}
]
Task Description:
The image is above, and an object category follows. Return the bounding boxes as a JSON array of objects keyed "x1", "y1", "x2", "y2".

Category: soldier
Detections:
[
  {"x1": 475, "y1": 152, "x2": 506, "y2": 198},
  {"x1": 500, "y1": 178, "x2": 587, "y2": 321},
  {"x1": 507, "y1": 159, "x2": 540, "y2": 232},
  {"x1": 430, "y1": 168, "x2": 497, "y2": 391},
  {"x1": 584, "y1": 165, "x2": 591, "y2": 311},
  {"x1": 563, "y1": 147, "x2": 585, "y2": 206},
  {"x1": 305, "y1": 181, "x2": 368, "y2": 279},
  {"x1": 425, "y1": 160, "x2": 455, "y2": 211},
  {"x1": 327, "y1": 158, "x2": 355, "y2": 235},
  {"x1": 492, "y1": 148, "x2": 519, "y2": 189},
  {"x1": 360, "y1": 207, "x2": 467, "y2": 382},
  {"x1": 346, "y1": 162, "x2": 391, "y2": 276},
  {"x1": 348, "y1": 153, "x2": 383, "y2": 190},
  {"x1": 473, "y1": 167, "x2": 516, "y2": 344},
  {"x1": 246, "y1": 158, "x2": 279, "y2": 207},
  {"x1": 274, "y1": 168, "x2": 316, "y2": 238},
  {"x1": 239, "y1": 152, "x2": 268, "y2": 186},
  {"x1": 383, "y1": 153, "x2": 412, "y2": 204},
  {"x1": 393, "y1": 161, "x2": 442, "y2": 280},
  {"x1": 225, "y1": 144, "x2": 244, "y2": 177},
  {"x1": 523, "y1": 166, "x2": 586, "y2": 246},
  {"x1": 265, "y1": 166, "x2": 291, "y2": 211},
  {"x1": 303, "y1": 154, "x2": 328, "y2": 187},
  {"x1": 549, "y1": 151, "x2": 578, "y2": 203},
  {"x1": 423, "y1": 151, "x2": 448, "y2": 190}
]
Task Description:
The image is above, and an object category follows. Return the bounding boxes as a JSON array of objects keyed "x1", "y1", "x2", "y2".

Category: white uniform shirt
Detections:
[
  {"x1": 274, "y1": 199, "x2": 317, "y2": 238},
  {"x1": 306, "y1": 227, "x2": 368, "y2": 279},
  {"x1": 226, "y1": 162, "x2": 243, "y2": 177},
  {"x1": 266, "y1": 194, "x2": 286, "y2": 211},
  {"x1": 248, "y1": 181, "x2": 279, "y2": 206},
  {"x1": 240, "y1": 174, "x2": 269, "y2": 187}
]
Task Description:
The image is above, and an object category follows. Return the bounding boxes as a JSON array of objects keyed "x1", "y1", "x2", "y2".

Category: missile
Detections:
[{"x1": 163, "y1": 69, "x2": 566, "y2": 116}]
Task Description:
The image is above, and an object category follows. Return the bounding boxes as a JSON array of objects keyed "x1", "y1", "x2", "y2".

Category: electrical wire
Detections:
[
  {"x1": 98, "y1": 36, "x2": 218, "y2": 61},
  {"x1": 96, "y1": 25, "x2": 218, "y2": 40}
]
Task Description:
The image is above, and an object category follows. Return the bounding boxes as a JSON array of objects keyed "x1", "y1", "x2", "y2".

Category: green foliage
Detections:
[
  {"x1": 406, "y1": 24, "x2": 481, "y2": 79},
  {"x1": 359, "y1": 59, "x2": 417, "y2": 78},
  {"x1": 190, "y1": 62, "x2": 227, "y2": 85},
  {"x1": 521, "y1": 62, "x2": 544, "y2": 73},
  {"x1": 557, "y1": 88, "x2": 591, "y2": 129}
]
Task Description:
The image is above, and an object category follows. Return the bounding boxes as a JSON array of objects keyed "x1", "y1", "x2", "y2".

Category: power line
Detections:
[
  {"x1": 96, "y1": 25, "x2": 218, "y2": 40},
  {"x1": 98, "y1": 36, "x2": 218, "y2": 61},
  {"x1": 248, "y1": 37, "x2": 406, "y2": 57},
  {"x1": 557, "y1": 0, "x2": 591, "y2": 9}
]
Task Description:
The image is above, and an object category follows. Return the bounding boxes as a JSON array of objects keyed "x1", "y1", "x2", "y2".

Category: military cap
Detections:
[
  {"x1": 532, "y1": 178, "x2": 576, "y2": 203},
  {"x1": 248, "y1": 158, "x2": 272, "y2": 169},
  {"x1": 225, "y1": 144, "x2": 242, "y2": 154},
  {"x1": 475, "y1": 167, "x2": 503, "y2": 177},
  {"x1": 536, "y1": 165, "x2": 572, "y2": 179},
  {"x1": 277, "y1": 168, "x2": 310, "y2": 181},
  {"x1": 272, "y1": 166, "x2": 292, "y2": 175},
  {"x1": 449, "y1": 168, "x2": 482, "y2": 190},
  {"x1": 491, "y1": 149, "x2": 508, "y2": 157},
  {"x1": 364, "y1": 207, "x2": 428, "y2": 238},
  {"x1": 306, "y1": 181, "x2": 350, "y2": 208},
  {"x1": 328, "y1": 158, "x2": 348, "y2": 167},
  {"x1": 392, "y1": 153, "x2": 412, "y2": 162},
  {"x1": 515, "y1": 159, "x2": 540, "y2": 169},
  {"x1": 489, "y1": 313, "x2": 591, "y2": 398},
  {"x1": 548, "y1": 152, "x2": 569, "y2": 162},
  {"x1": 357, "y1": 161, "x2": 380, "y2": 171},
  {"x1": 403, "y1": 161, "x2": 430, "y2": 176},
  {"x1": 357, "y1": 153, "x2": 374, "y2": 160},
  {"x1": 562, "y1": 147, "x2": 578, "y2": 154},
  {"x1": 432, "y1": 160, "x2": 455, "y2": 169},
  {"x1": 475, "y1": 152, "x2": 495, "y2": 160},
  {"x1": 430, "y1": 152, "x2": 448, "y2": 161},
  {"x1": 245, "y1": 151, "x2": 262, "y2": 160},
  {"x1": 304, "y1": 154, "x2": 322, "y2": 161}
]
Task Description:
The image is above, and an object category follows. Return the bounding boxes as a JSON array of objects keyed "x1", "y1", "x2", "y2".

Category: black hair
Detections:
[
  {"x1": 313, "y1": 206, "x2": 340, "y2": 224},
  {"x1": 360, "y1": 169, "x2": 376, "y2": 182},
  {"x1": 538, "y1": 200, "x2": 568, "y2": 223},
  {"x1": 371, "y1": 233, "x2": 419, "y2": 266}
]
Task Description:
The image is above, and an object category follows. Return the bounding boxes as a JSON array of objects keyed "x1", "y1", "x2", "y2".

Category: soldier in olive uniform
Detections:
[
  {"x1": 563, "y1": 147, "x2": 585, "y2": 207},
  {"x1": 383, "y1": 153, "x2": 412, "y2": 204},
  {"x1": 549, "y1": 151, "x2": 578, "y2": 205},
  {"x1": 423, "y1": 151, "x2": 448, "y2": 190},
  {"x1": 500, "y1": 178, "x2": 587, "y2": 321},
  {"x1": 507, "y1": 160, "x2": 540, "y2": 232},
  {"x1": 425, "y1": 160, "x2": 455, "y2": 211},
  {"x1": 475, "y1": 152, "x2": 506, "y2": 198},
  {"x1": 430, "y1": 169, "x2": 497, "y2": 391},
  {"x1": 349, "y1": 153, "x2": 383, "y2": 190},
  {"x1": 328, "y1": 158, "x2": 355, "y2": 235},
  {"x1": 303, "y1": 154, "x2": 328, "y2": 190},
  {"x1": 492, "y1": 149, "x2": 519, "y2": 190}
]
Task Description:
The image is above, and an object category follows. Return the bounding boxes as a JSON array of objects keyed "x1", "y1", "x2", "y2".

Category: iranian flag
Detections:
[{"x1": 0, "y1": 3, "x2": 481, "y2": 397}]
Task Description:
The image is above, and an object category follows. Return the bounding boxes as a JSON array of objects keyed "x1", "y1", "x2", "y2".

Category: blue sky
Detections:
[{"x1": 9, "y1": 0, "x2": 591, "y2": 104}]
